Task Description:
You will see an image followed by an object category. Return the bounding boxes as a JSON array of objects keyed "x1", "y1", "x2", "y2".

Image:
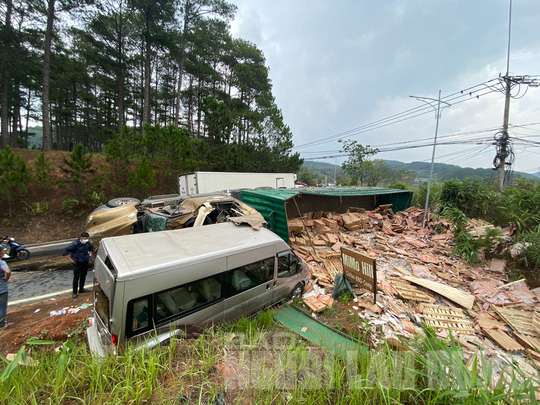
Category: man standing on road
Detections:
[
  {"x1": 0, "y1": 246, "x2": 11, "y2": 328},
  {"x1": 63, "y1": 232, "x2": 94, "y2": 299}
]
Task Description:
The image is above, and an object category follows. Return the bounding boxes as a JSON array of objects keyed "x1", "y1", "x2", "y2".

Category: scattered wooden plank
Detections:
[
  {"x1": 303, "y1": 296, "x2": 327, "y2": 312},
  {"x1": 488, "y1": 259, "x2": 506, "y2": 273},
  {"x1": 514, "y1": 333, "x2": 540, "y2": 352},
  {"x1": 533, "y1": 312, "x2": 540, "y2": 336},
  {"x1": 418, "y1": 303, "x2": 476, "y2": 335},
  {"x1": 482, "y1": 328, "x2": 524, "y2": 351},
  {"x1": 389, "y1": 279, "x2": 435, "y2": 303},
  {"x1": 404, "y1": 276, "x2": 475, "y2": 309},
  {"x1": 494, "y1": 307, "x2": 539, "y2": 337},
  {"x1": 474, "y1": 312, "x2": 506, "y2": 330}
]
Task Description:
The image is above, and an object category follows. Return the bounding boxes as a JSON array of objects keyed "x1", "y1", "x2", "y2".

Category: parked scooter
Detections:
[{"x1": 1, "y1": 236, "x2": 30, "y2": 260}]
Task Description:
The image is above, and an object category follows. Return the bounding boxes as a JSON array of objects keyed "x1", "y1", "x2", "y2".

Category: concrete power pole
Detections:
[
  {"x1": 496, "y1": 76, "x2": 512, "y2": 192},
  {"x1": 496, "y1": 0, "x2": 513, "y2": 192}
]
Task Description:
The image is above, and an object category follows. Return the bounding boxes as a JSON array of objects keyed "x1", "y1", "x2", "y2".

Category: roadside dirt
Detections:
[{"x1": 0, "y1": 293, "x2": 93, "y2": 356}]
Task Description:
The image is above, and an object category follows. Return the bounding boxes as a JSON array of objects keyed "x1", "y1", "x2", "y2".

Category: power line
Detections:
[
  {"x1": 302, "y1": 126, "x2": 498, "y2": 160},
  {"x1": 293, "y1": 79, "x2": 504, "y2": 150}
]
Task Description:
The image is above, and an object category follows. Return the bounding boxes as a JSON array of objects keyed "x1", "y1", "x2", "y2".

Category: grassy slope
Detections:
[{"x1": 1, "y1": 308, "x2": 537, "y2": 404}]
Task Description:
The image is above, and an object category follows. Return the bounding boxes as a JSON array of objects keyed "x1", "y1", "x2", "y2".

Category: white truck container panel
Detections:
[{"x1": 178, "y1": 172, "x2": 296, "y2": 196}]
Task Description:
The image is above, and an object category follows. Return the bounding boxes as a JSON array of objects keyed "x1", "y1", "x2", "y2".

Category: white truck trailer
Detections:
[{"x1": 178, "y1": 171, "x2": 297, "y2": 196}]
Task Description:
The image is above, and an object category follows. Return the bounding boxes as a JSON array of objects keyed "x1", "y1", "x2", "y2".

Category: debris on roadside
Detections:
[
  {"x1": 292, "y1": 205, "x2": 539, "y2": 375},
  {"x1": 50, "y1": 303, "x2": 92, "y2": 317}
]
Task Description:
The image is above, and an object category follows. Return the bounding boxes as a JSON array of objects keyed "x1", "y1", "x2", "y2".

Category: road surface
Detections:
[{"x1": 7, "y1": 254, "x2": 94, "y2": 307}]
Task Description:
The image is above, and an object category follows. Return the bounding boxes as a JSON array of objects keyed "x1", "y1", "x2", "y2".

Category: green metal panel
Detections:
[
  {"x1": 241, "y1": 189, "x2": 296, "y2": 243},
  {"x1": 376, "y1": 190, "x2": 414, "y2": 212},
  {"x1": 241, "y1": 187, "x2": 414, "y2": 244},
  {"x1": 275, "y1": 307, "x2": 358, "y2": 360}
]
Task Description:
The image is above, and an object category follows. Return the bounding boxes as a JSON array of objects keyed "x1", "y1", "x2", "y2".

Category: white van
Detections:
[{"x1": 87, "y1": 222, "x2": 309, "y2": 356}]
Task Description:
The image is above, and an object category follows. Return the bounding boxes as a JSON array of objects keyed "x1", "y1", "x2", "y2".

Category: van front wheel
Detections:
[{"x1": 290, "y1": 283, "x2": 304, "y2": 300}]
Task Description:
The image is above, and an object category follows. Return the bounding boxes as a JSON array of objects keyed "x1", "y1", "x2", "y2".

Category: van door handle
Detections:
[{"x1": 266, "y1": 284, "x2": 270, "y2": 290}]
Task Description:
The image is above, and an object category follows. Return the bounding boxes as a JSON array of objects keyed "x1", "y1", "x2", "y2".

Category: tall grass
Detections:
[{"x1": 1, "y1": 312, "x2": 539, "y2": 404}]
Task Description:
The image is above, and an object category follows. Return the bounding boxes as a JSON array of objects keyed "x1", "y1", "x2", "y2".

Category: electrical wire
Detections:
[{"x1": 293, "y1": 78, "x2": 504, "y2": 150}]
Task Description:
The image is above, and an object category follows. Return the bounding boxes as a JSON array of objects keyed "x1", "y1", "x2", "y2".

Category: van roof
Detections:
[{"x1": 100, "y1": 222, "x2": 285, "y2": 279}]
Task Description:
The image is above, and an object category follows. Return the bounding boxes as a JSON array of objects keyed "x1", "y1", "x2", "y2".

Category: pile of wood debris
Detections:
[{"x1": 289, "y1": 205, "x2": 540, "y2": 375}]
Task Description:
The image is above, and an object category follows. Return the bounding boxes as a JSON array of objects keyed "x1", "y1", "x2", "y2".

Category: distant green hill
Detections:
[{"x1": 302, "y1": 159, "x2": 538, "y2": 183}]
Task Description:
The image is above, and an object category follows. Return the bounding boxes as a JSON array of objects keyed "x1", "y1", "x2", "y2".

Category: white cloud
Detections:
[{"x1": 230, "y1": 0, "x2": 540, "y2": 173}]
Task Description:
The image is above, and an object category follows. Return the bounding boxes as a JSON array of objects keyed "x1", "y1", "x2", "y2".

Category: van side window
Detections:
[
  {"x1": 130, "y1": 297, "x2": 149, "y2": 332},
  {"x1": 154, "y1": 274, "x2": 223, "y2": 320},
  {"x1": 227, "y1": 257, "x2": 274, "y2": 295},
  {"x1": 277, "y1": 252, "x2": 300, "y2": 278},
  {"x1": 104, "y1": 256, "x2": 117, "y2": 276}
]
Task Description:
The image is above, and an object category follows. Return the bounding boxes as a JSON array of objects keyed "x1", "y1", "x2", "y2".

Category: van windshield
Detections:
[{"x1": 95, "y1": 283, "x2": 111, "y2": 328}]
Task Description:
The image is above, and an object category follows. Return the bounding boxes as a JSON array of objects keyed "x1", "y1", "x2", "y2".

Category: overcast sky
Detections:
[{"x1": 230, "y1": 0, "x2": 540, "y2": 175}]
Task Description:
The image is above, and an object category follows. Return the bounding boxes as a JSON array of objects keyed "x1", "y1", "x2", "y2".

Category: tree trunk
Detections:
[
  {"x1": 1, "y1": 0, "x2": 12, "y2": 148},
  {"x1": 196, "y1": 79, "x2": 202, "y2": 137},
  {"x1": 143, "y1": 14, "x2": 151, "y2": 129},
  {"x1": 42, "y1": 0, "x2": 56, "y2": 151},
  {"x1": 116, "y1": 0, "x2": 126, "y2": 134},
  {"x1": 154, "y1": 56, "x2": 159, "y2": 124},
  {"x1": 11, "y1": 86, "x2": 20, "y2": 147},
  {"x1": 187, "y1": 75, "x2": 193, "y2": 133},
  {"x1": 24, "y1": 88, "x2": 31, "y2": 148},
  {"x1": 118, "y1": 67, "x2": 124, "y2": 133},
  {"x1": 73, "y1": 81, "x2": 77, "y2": 146},
  {"x1": 139, "y1": 53, "x2": 144, "y2": 134},
  {"x1": 174, "y1": 0, "x2": 191, "y2": 127}
]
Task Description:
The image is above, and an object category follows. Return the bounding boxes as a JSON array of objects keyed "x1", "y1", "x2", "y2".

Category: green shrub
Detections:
[
  {"x1": 498, "y1": 179, "x2": 540, "y2": 232},
  {"x1": 24, "y1": 201, "x2": 50, "y2": 214},
  {"x1": 440, "y1": 178, "x2": 498, "y2": 220},
  {"x1": 442, "y1": 207, "x2": 500, "y2": 264},
  {"x1": 33, "y1": 151, "x2": 53, "y2": 188},
  {"x1": 62, "y1": 143, "x2": 96, "y2": 197},
  {"x1": 0, "y1": 147, "x2": 31, "y2": 219},
  {"x1": 517, "y1": 226, "x2": 540, "y2": 270},
  {"x1": 385, "y1": 181, "x2": 409, "y2": 190},
  {"x1": 61, "y1": 191, "x2": 107, "y2": 217},
  {"x1": 413, "y1": 182, "x2": 443, "y2": 211}
]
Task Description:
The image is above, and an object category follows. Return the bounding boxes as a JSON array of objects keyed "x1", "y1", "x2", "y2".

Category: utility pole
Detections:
[
  {"x1": 496, "y1": 0, "x2": 513, "y2": 192},
  {"x1": 496, "y1": 76, "x2": 511, "y2": 191},
  {"x1": 410, "y1": 91, "x2": 451, "y2": 228},
  {"x1": 493, "y1": 0, "x2": 539, "y2": 190}
]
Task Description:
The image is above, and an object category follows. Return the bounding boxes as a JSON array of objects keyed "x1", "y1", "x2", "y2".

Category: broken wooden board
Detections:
[
  {"x1": 474, "y1": 312, "x2": 507, "y2": 330},
  {"x1": 404, "y1": 276, "x2": 475, "y2": 309},
  {"x1": 320, "y1": 253, "x2": 343, "y2": 278},
  {"x1": 303, "y1": 296, "x2": 327, "y2": 312},
  {"x1": 418, "y1": 303, "x2": 476, "y2": 335},
  {"x1": 533, "y1": 312, "x2": 540, "y2": 336},
  {"x1": 482, "y1": 328, "x2": 524, "y2": 351},
  {"x1": 388, "y1": 279, "x2": 435, "y2": 303},
  {"x1": 318, "y1": 294, "x2": 334, "y2": 308},
  {"x1": 488, "y1": 259, "x2": 505, "y2": 273},
  {"x1": 493, "y1": 307, "x2": 539, "y2": 337},
  {"x1": 514, "y1": 333, "x2": 540, "y2": 352}
]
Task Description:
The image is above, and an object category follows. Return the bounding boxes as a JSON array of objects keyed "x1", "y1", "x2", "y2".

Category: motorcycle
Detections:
[{"x1": 1, "y1": 236, "x2": 30, "y2": 261}]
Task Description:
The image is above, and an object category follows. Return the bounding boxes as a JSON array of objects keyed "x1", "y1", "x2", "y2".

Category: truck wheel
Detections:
[
  {"x1": 289, "y1": 283, "x2": 304, "y2": 300},
  {"x1": 107, "y1": 197, "x2": 140, "y2": 208}
]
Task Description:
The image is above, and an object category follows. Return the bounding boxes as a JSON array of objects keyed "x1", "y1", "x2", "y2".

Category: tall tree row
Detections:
[{"x1": 0, "y1": 0, "x2": 302, "y2": 172}]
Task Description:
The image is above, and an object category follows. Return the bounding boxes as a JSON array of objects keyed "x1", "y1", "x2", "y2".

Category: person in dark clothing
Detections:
[
  {"x1": 63, "y1": 232, "x2": 94, "y2": 298},
  {"x1": 0, "y1": 246, "x2": 11, "y2": 328}
]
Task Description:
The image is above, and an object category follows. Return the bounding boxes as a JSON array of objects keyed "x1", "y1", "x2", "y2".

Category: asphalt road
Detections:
[{"x1": 6, "y1": 248, "x2": 95, "y2": 307}]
